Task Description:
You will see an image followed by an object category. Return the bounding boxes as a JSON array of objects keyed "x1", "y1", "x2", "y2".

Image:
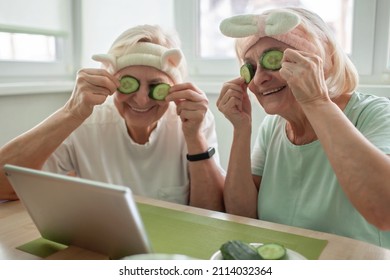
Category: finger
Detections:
[
  {"x1": 166, "y1": 83, "x2": 207, "y2": 103},
  {"x1": 78, "y1": 69, "x2": 120, "y2": 93},
  {"x1": 217, "y1": 81, "x2": 245, "y2": 106},
  {"x1": 217, "y1": 86, "x2": 244, "y2": 109},
  {"x1": 178, "y1": 109, "x2": 205, "y2": 123},
  {"x1": 176, "y1": 100, "x2": 208, "y2": 116}
]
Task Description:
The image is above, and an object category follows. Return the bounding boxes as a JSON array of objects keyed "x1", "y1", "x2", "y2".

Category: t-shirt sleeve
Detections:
[
  {"x1": 42, "y1": 138, "x2": 75, "y2": 174},
  {"x1": 251, "y1": 115, "x2": 275, "y2": 176},
  {"x1": 354, "y1": 97, "x2": 390, "y2": 154}
]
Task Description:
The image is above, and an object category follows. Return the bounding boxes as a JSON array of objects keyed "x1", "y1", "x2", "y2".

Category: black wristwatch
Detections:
[{"x1": 186, "y1": 147, "x2": 215, "y2": 162}]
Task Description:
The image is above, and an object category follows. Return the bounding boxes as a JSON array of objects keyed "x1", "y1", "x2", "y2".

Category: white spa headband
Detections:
[
  {"x1": 219, "y1": 10, "x2": 331, "y2": 71},
  {"x1": 92, "y1": 42, "x2": 184, "y2": 83}
]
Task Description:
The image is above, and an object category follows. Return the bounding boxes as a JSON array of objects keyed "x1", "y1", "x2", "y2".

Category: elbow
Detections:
[
  {"x1": 372, "y1": 219, "x2": 390, "y2": 231},
  {"x1": 365, "y1": 211, "x2": 390, "y2": 231}
]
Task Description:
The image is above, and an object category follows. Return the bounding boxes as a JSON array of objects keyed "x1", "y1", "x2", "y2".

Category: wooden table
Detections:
[{"x1": 1, "y1": 197, "x2": 390, "y2": 260}]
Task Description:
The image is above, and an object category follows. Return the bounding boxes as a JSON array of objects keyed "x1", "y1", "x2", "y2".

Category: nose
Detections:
[
  {"x1": 131, "y1": 84, "x2": 150, "y2": 105},
  {"x1": 252, "y1": 66, "x2": 273, "y2": 86}
]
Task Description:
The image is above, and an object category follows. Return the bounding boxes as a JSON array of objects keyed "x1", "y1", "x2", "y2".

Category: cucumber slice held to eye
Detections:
[
  {"x1": 149, "y1": 83, "x2": 171, "y2": 101},
  {"x1": 240, "y1": 63, "x2": 255, "y2": 84},
  {"x1": 118, "y1": 76, "x2": 140, "y2": 94},
  {"x1": 260, "y1": 50, "x2": 284, "y2": 71}
]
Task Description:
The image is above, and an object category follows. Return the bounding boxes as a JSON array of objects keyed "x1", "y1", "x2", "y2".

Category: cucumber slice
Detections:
[
  {"x1": 149, "y1": 83, "x2": 171, "y2": 101},
  {"x1": 260, "y1": 50, "x2": 283, "y2": 71},
  {"x1": 118, "y1": 76, "x2": 140, "y2": 94},
  {"x1": 256, "y1": 243, "x2": 286, "y2": 260},
  {"x1": 240, "y1": 63, "x2": 255, "y2": 83}
]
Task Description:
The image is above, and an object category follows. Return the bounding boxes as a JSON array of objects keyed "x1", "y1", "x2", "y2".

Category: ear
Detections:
[
  {"x1": 219, "y1": 14, "x2": 259, "y2": 38},
  {"x1": 91, "y1": 54, "x2": 117, "y2": 72},
  {"x1": 161, "y1": 49, "x2": 183, "y2": 70},
  {"x1": 264, "y1": 11, "x2": 300, "y2": 35}
]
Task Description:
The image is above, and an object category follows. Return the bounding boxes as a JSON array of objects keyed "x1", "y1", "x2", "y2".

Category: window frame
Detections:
[
  {"x1": 0, "y1": 0, "x2": 76, "y2": 84},
  {"x1": 174, "y1": 0, "x2": 390, "y2": 87}
]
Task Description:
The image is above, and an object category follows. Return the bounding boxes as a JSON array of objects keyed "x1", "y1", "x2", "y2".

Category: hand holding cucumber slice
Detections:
[
  {"x1": 149, "y1": 83, "x2": 171, "y2": 101},
  {"x1": 260, "y1": 50, "x2": 284, "y2": 71}
]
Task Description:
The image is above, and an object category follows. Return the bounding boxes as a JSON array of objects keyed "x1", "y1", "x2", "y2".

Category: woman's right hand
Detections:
[
  {"x1": 64, "y1": 69, "x2": 120, "y2": 121},
  {"x1": 216, "y1": 77, "x2": 252, "y2": 128}
]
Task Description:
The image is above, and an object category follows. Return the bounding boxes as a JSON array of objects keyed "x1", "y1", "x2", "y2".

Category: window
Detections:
[
  {"x1": 0, "y1": 0, "x2": 75, "y2": 83},
  {"x1": 174, "y1": 0, "x2": 390, "y2": 87},
  {"x1": 0, "y1": 32, "x2": 57, "y2": 62}
]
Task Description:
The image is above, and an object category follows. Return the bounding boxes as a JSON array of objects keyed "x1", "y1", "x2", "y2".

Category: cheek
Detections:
[
  {"x1": 156, "y1": 103, "x2": 170, "y2": 115},
  {"x1": 113, "y1": 94, "x2": 127, "y2": 114}
]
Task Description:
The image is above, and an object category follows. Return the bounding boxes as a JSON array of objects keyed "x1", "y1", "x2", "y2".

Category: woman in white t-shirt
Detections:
[
  {"x1": 0, "y1": 25, "x2": 225, "y2": 211},
  {"x1": 217, "y1": 7, "x2": 390, "y2": 248}
]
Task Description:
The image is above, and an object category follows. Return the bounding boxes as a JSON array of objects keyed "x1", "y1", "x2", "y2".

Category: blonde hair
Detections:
[
  {"x1": 98, "y1": 25, "x2": 188, "y2": 82},
  {"x1": 235, "y1": 8, "x2": 358, "y2": 98}
]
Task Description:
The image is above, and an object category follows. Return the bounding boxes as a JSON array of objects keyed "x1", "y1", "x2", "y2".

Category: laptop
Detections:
[{"x1": 4, "y1": 164, "x2": 153, "y2": 260}]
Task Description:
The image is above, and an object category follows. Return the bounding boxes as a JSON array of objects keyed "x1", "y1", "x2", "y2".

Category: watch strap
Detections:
[{"x1": 186, "y1": 147, "x2": 215, "y2": 162}]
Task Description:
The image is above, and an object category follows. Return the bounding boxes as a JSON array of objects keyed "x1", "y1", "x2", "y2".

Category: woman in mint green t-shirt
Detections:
[{"x1": 217, "y1": 7, "x2": 390, "y2": 249}]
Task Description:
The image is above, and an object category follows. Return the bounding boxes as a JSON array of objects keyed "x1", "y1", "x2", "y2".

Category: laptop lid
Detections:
[{"x1": 4, "y1": 164, "x2": 153, "y2": 259}]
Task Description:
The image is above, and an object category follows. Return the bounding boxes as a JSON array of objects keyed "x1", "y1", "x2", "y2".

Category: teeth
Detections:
[
  {"x1": 263, "y1": 86, "x2": 285, "y2": 95},
  {"x1": 131, "y1": 107, "x2": 150, "y2": 112}
]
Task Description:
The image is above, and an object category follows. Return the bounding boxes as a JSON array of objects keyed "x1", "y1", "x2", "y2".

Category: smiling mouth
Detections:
[
  {"x1": 262, "y1": 86, "x2": 286, "y2": 96},
  {"x1": 129, "y1": 106, "x2": 152, "y2": 113}
]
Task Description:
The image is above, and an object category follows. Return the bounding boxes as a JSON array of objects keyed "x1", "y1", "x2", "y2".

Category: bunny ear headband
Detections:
[
  {"x1": 92, "y1": 42, "x2": 184, "y2": 83},
  {"x1": 219, "y1": 10, "x2": 318, "y2": 57}
]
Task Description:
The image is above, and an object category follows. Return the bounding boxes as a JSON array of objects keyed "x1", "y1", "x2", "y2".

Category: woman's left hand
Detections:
[
  {"x1": 279, "y1": 49, "x2": 329, "y2": 105},
  {"x1": 165, "y1": 83, "x2": 209, "y2": 139}
]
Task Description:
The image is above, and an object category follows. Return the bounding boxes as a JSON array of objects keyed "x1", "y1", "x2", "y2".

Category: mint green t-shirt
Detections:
[{"x1": 251, "y1": 92, "x2": 390, "y2": 249}]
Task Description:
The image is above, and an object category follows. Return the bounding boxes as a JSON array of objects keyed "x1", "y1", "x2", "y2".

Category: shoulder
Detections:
[
  {"x1": 258, "y1": 115, "x2": 283, "y2": 133},
  {"x1": 345, "y1": 92, "x2": 390, "y2": 127}
]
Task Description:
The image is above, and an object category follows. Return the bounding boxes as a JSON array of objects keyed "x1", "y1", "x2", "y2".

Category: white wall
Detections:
[{"x1": 0, "y1": 92, "x2": 71, "y2": 146}]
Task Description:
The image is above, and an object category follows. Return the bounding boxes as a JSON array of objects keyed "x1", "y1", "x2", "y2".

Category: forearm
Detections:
[
  {"x1": 0, "y1": 107, "x2": 84, "y2": 199},
  {"x1": 224, "y1": 126, "x2": 258, "y2": 218},
  {"x1": 185, "y1": 133, "x2": 224, "y2": 211},
  {"x1": 188, "y1": 159, "x2": 225, "y2": 211},
  {"x1": 303, "y1": 100, "x2": 390, "y2": 229}
]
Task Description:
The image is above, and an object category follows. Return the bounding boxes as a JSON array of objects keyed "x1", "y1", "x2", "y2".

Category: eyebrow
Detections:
[
  {"x1": 244, "y1": 47, "x2": 283, "y2": 64},
  {"x1": 148, "y1": 78, "x2": 168, "y2": 84}
]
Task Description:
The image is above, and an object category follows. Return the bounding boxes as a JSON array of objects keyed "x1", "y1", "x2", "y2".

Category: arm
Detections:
[
  {"x1": 165, "y1": 83, "x2": 224, "y2": 211},
  {"x1": 302, "y1": 100, "x2": 390, "y2": 230},
  {"x1": 280, "y1": 49, "x2": 390, "y2": 230},
  {"x1": 0, "y1": 69, "x2": 119, "y2": 200},
  {"x1": 216, "y1": 77, "x2": 259, "y2": 218}
]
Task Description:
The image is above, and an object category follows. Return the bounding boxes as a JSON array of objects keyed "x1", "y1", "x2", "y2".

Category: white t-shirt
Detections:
[{"x1": 43, "y1": 98, "x2": 224, "y2": 205}]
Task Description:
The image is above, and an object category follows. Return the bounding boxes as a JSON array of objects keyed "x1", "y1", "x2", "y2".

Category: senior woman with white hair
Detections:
[
  {"x1": 0, "y1": 25, "x2": 225, "y2": 211},
  {"x1": 217, "y1": 7, "x2": 390, "y2": 248}
]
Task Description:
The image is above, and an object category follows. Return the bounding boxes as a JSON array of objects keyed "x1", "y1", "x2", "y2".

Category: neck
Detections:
[
  {"x1": 126, "y1": 123, "x2": 157, "y2": 145},
  {"x1": 285, "y1": 119, "x2": 317, "y2": 145}
]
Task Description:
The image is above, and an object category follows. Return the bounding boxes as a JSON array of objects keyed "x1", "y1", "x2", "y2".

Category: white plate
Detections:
[
  {"x1": 210, "y1": 243, "x2": 307, "y2": 260},
  {"x1": 121, "y1": 253, "x2": 197, "y2": 260}
]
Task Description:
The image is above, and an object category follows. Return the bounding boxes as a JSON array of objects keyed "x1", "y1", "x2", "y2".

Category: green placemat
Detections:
[
  {"x1": 138, "y1": 204, "x2": 327, "y2": 260},
  {"x1": 17, "y1": 237, "x2": 67, "y2": 258},
  {"x1": 17, "y1": 203, "x2": 327, "y2": 259}
]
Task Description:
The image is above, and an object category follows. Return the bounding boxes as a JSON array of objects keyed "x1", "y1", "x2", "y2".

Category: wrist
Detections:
[{"x1": 186, "y1": 147, "x2": 216, "y2": 162}]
